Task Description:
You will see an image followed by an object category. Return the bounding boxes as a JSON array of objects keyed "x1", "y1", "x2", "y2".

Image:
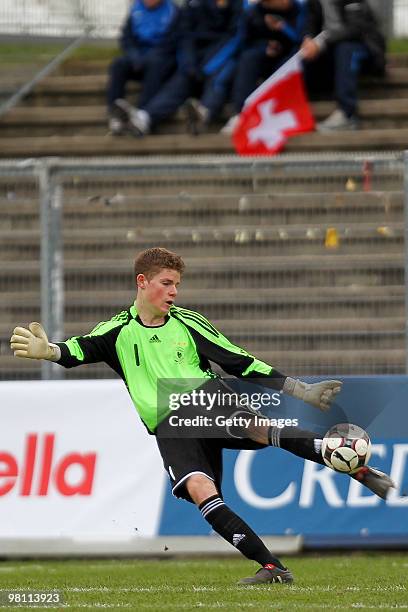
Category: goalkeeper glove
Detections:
[
  {"x1": 10, "y1": 322, "x2": 61, "y2": 361},
  {"x1": 283, "y1": 377, "x2": 342, "y2": 411}
]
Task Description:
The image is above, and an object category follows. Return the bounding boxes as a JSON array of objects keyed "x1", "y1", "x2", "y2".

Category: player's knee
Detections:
[{"x1": 185, "y1": 474, "x2": 218, "y2": 505}]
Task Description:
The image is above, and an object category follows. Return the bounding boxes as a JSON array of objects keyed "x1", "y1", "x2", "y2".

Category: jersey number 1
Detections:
[{"x1": 134, "y1": 344, "x2": 140, "y2": 366}]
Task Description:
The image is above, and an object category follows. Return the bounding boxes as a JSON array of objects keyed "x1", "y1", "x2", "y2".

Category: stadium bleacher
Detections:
[{"x1": 1, "y1": 54, "x2": 408, "y2": 155}]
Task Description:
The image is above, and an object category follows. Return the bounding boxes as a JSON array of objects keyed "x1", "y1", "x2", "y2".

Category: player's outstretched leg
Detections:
[
  {"x1": 268, "y1": 426, "x2": 395, "y2": 500},
  {"x1": 186, "y1": 475, "x2": 294, "y2": 585}
]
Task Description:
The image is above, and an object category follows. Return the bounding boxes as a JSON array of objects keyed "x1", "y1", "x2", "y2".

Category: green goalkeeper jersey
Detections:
[{"x1": 56, "y1": 304, "x2": 279, "y2": 432}]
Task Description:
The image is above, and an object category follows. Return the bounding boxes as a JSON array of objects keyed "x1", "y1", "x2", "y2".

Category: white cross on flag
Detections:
[{"x1": 232, "y1": 53, "x2": 315, "y2": 155}]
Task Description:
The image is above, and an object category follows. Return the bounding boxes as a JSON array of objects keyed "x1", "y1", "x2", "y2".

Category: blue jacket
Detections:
[
  {"x1": 120, "y1": 0, "x2": 181, "y2": 60},
  {"x1": 243, "y1": 0, "x2": 307, "y2": 56},
  {"x1": 178, "y1": 0, "x2": 244, "y2": 77}
]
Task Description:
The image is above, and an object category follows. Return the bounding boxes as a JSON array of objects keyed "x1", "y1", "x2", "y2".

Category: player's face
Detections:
[{"x1": 142, "y1": 268, "x2": 180, "y2": 314}]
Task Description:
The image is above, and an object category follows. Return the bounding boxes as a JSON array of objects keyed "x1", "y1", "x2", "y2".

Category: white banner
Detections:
[{"x1": 0, "y1": 380, "x2": 165, "y2": 539}]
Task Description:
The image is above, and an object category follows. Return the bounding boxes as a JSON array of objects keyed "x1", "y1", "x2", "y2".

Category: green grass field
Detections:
[
  {"x1": 0, "y1": 38, "x2": 406, "y2": 66},
  {"x1": 0, "y1": 554, "x2": 407, "y2": 610}
]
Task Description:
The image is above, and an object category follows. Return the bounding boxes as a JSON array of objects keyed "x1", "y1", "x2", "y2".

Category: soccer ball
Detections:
[{"x1": 321, "y1": 423, "x2": 371, "y2": 474}]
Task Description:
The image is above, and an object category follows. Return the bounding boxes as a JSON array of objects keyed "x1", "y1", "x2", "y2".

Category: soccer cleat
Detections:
[
  {"x1": 239, "y1": 565, "x2": 294, "y2": 585},
  {"x1": 352, "y1": 466, "x2": 395, "y2": 500}
]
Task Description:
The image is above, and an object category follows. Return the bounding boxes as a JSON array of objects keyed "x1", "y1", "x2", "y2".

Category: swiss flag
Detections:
[{"x1": 232, "y1": 53, "x2": 315, "y2": 155}]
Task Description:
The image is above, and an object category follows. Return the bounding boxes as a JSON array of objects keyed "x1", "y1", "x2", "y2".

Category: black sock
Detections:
[
  {"x1": 268, "y1": 425, "x2": 325, "y2": 466},
  {"x1": 199, "y1": 495, "x2": 286, "y2": 570}
]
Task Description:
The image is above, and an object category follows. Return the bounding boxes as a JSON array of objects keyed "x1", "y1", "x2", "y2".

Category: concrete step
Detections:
[
  {"x1": 0, "y1": 191, "x2": 403, "y2": 229},
  {"x1": 3, "y1": 322, "x2": 403, "y2": 350},
  {"x1": 54, "y1": 54, "x2": 408, "y2": 76},
  {"x1": 1, "y1": 251, "x2": 403, "y2": 269},
  {"x1": 47, "y1": 189, "x2": 408, "y2": 226},
  {"x1": 285, "y1": 127, "x2": 408, "y2": 152},
  {"x1": 0, "y1": 126, "x2": 408, "y2": 157},
  {"x1": 2, "y1": 315, "x2": 405, "y2": 337},
  {"x1": 2, "y1": 221, "x2": 404, "y2": 239},
  {"x1": 0, "y1": 355, "x2": 113, "y2": 381},
  {"x1": 0, "y1": 349, "x2": 402, "y2": 378},
  {"x1": 0, "y1": 132, "x2": 231, "y2": 157},
  {"x1": 228, "y1": 330, "x2": 404, "y2": 352},
  {"x1": 251, "y1": 348, "x2": 406, "y2": 375},
  {"x1": 0, "y1": 356, "x2": 42, "y2": 380},
  {"x1": 9, "y1": 67, "x2": 406, "y2": 101},
  {"x1": 0, "y1": 245, "x2": 402, "y2": 263},
  {"x1": 211, "y1": 316, "x2": 405, "y2": 335},
  {"x1": 0, "y1": 350, "x2": 402, "y2": 378},
  {"x1": 0, "y1": 253, "x2": 403, "y2": 293},
  {"x1": 0, "y1": 285, "x2": 404, "y2": 310},
  {"x1": 0, "y1": 159, "x2": 402, "y2": 195},
  {"x1": 387, "y1": 54, "x2": 408, "y2": 68},
  {"x1": 2, "y1": 330, "x2": 404, "y2": 359},
  {"x1": 0, "y1": 222, "x2": 403, "y2": 259},
  {"x1": 3, "y1": 99, "x2": 408, "y2": 137},
  {"x1": 58, "y1": 59, "x2": 114, "y2": 76}
]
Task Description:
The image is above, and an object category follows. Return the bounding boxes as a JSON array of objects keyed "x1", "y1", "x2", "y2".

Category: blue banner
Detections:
[
  {"x1": 159, "y1": 377, "x2": 408, "y2": 545},
  {"x1": 159, "y1": 441, "x2": 408, "y2": 539}
]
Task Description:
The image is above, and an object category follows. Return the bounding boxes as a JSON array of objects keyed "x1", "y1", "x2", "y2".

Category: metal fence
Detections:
[
  {"x1": 0, "y1": 0, "x2": 403, "y2": 39},
  {"x1": 0, "y1": 0, "x2": 130, "y2": 38},
  {"x1": 395, "y1": 0, "x2": 408, "y2": 38},
  {"x1": 1, "y1": 153, "x2": 407, "y2": 381}
]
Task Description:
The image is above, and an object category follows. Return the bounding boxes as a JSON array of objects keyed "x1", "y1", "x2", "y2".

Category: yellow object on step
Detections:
[{"x1": 325, "y1": 227, "x2": 339, "y2": 249}]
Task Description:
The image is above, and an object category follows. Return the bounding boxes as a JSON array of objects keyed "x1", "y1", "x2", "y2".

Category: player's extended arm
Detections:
[
  {"x1": 173, "y1": 308, "x2": 342, "y2": 411},
  {"x1": 10, "y1": 322, "x2": 61, "y2": 362},
  {"x1": 282, "y1": 377, "x2": 342, "y2": 411}
]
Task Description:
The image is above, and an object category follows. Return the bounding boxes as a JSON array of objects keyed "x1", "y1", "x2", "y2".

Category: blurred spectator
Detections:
[
  {"x1": 301, "y1": 0, "x2": 386, "y2": 131},
  {"x1": 107, "y1": 0, "x2": 180, "y2": 135},
  {"x1": 221, "y1": 0, "x2": 307, "y2": 135},
  {"x1": 114, "y1": 0, "x2": 244, "y2": 136}
]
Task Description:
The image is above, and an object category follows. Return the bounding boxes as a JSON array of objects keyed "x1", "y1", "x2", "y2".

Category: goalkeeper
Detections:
[{"x1": 10, "y1": 247, "x2": 394, "y2": 585}]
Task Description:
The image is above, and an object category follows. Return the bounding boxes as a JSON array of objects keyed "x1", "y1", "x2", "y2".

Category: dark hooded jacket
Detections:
[{"x1": 303, "y1": 0, "x2": 386, "y2": 75}]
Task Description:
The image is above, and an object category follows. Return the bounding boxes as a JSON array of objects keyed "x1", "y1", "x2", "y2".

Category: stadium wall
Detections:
[{"x1": 0, "y1": 379, "x2": 407, "y2": 556}]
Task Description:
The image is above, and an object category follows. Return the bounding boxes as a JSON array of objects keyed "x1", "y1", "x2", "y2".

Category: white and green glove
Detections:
[
  {"x1": 283, "y1": 377, "x2": 342, "y2": 411},
  {"x1": 10, "y1": 322, "x2": 61, "y2": 362}
]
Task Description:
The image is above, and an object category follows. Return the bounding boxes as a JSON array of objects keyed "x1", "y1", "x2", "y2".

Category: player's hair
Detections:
[{"x1": 134, "y1": 247, "x2": 185, "y2": 282}]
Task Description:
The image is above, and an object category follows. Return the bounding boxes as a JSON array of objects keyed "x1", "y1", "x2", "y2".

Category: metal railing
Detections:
[
  {"x1": 0, "y1": 0, "x2": 129, "y2": 38},
  {"x1": 0, "y1": 152, "x2": 407, "y2": 380},
  {"x1": 395, "y1": 0, "x2": 408, "y2": 38}
]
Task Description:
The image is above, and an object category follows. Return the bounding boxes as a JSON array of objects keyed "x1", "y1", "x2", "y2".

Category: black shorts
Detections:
[
  {"x1": 155, "y1": 378, "x2": 268, "y2": 502},
  {"x1": 156, "y1": 435, "x2": 267, "y2": 503}
]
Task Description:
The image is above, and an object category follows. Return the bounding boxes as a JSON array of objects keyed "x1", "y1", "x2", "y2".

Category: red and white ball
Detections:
[{"x1": 321, "y1": 423, "x2": 371, "y2": 474}]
